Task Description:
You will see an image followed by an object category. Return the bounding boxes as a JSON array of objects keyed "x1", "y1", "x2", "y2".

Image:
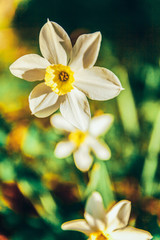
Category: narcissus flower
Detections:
[
  {"x1": 51, "y1": 113, "x2": 113, "y2": 171},
  {"x1": 62, "y1": 192, "x2": 153, "y2": 240},
  {"x1": 10, "y1": 20, "x2": 123, "y2": 131}
]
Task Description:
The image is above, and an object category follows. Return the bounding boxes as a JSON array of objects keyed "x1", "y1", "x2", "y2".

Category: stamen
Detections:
[
  {"x1": 68, "y1": 130, "x2": 87, "y2": 147},
  {"x1": 59, "y1": 71, "x2": 69, "y2": 81},
  {"x1": 89, "y1": 232, "x2": 110, "y2": 240}
]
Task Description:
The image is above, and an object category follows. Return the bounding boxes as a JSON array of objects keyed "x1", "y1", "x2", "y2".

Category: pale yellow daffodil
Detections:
[
  {"x1": 10, "y1": 20, "x2": 123, "y2": 131},
  {"x1": 51, "y1": 113, "x2": 113, "y2": 172},
  {"x1": 62, "y1": 192, "x2": 153, "y2": 240}
]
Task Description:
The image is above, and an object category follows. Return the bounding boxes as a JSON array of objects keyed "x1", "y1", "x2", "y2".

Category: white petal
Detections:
[
  {"x1": 60, "y1": 88, "x2": 91, "y2": 131},
  {"x1": 34, "y1": 102, "x2": 61, "y2": 118},
  {"x1": 111, "y1": 226, "x2": 153, "y2": 240},
  {"x1": 61, "y1": 219, "x2": 92, "y2": 235},
  {"x1": 9, "y1": 54, "x2": 50, "y2": 81},
  {"x1": 106, "y1": 200, "x2": 131, "y2": 232},
  {"x1": 29, "y1": 83, "x2": 60, "y2": 117},
  {"x1": 74, "y1": 67, "x2": 123, "y2": 100},
  {"x1": 88, "y1": 137, "x2": 111, "y2": 160},
  {"x1": 89, "y1": 114, "x2": 114, "y2": 137},
  {"x1": 73, "y1": 145, "x2": 93, "y2": 172},
  {"x1": 54, "y1": 141, "x2": 75, "y2": 158},
  {"x1": 69, "y1": 32, "x2": 101, "y2": 70},
  {"x1": 50, "y1": 113, "x2": 75, "y2": 132},
  {"x1": 84, "y1": 192, "x2": 106, "y2": 231},
  {"x1": 39, "y1": 20, "x2": 72, "y2": 65}
]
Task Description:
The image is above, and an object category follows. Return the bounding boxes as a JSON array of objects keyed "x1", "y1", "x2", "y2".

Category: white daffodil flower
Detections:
[
  {"x1": 9, "y1": 20, "x2": 123, "y2": 131},
  {"x1": 51, "y1": 113, "x2": 113, "y2": 172},
  {"x1": 62, "y1": 192, "x2": 153, "y2": 240}
]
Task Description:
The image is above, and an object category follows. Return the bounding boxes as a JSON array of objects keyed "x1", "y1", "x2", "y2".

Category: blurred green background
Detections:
[{"x1": 0, "y1": 0, "x2": 160, "y2": 239}]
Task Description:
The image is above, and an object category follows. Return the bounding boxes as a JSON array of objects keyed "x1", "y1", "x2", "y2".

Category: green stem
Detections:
[
  {"x1": 141, "y1": 107, "x2": 160, "y2": 195},
  {"x1": 113, "y1": 66, "x2": 140, "y2": 136},
  {"x1": 85, "y1": 162, "x2": 115, "y2": 208}
]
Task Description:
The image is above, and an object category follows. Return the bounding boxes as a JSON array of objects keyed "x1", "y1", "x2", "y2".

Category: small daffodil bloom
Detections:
[
  {"x1": 62, "y1": 192, "x2": 153, "y2": 240},
  {"x1": 10, "y1": 20, "x2": 123, "y2": 131},
  {"x1": 51, "y1": 113, "x2": 113, "y2": 171}
]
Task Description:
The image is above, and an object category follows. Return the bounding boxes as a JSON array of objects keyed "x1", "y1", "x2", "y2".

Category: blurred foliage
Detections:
[{"x1": 0, "y1": 0, "x2": 160, "y2": 239}]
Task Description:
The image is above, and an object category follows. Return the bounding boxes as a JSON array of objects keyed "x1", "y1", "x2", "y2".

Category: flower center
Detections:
[
  {"x1": 68, "y1": 130, "x2": 87, "y2": 147},
  {"x1": 89, "y1": 232, "x2": 110, "y2": 240},
  {"x1": 44, "y1": 64, "x2": 75, "y2": 95},
  {"x1": 59, "y1": 71, "x2": 69, "y2": 81}
]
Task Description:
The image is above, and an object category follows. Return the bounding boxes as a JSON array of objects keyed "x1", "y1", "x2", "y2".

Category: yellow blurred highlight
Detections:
[
  {"x1": 0, "y1": 0, "x2": 33, "y2": 67},
  {"x1": 0, "y1": 0, "x2": 30, "y2": 67},
  {"x1": 0, "y1": 101, "x2": 30, "y2": 122},
  {"x1": 0, "y1": 28, "x2": 30, "y2": 67},
  {"x1": 7, "y1": 122, "x2": 28, "y2": 152},
  {"x1": 0, "y1": 0, "x2": 22, "y2": 28},
  {"x1": 94, "y1": 109, "x2": 105, "y2": 116},
  {"x1": 0, "y1": 96, "x2": 30, "y2": 121}
]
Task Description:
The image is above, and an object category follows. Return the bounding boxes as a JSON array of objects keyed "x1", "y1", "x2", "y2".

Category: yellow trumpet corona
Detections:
[{"x1": 44, "y1": 64, "x2": 75, "y2": 95}]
